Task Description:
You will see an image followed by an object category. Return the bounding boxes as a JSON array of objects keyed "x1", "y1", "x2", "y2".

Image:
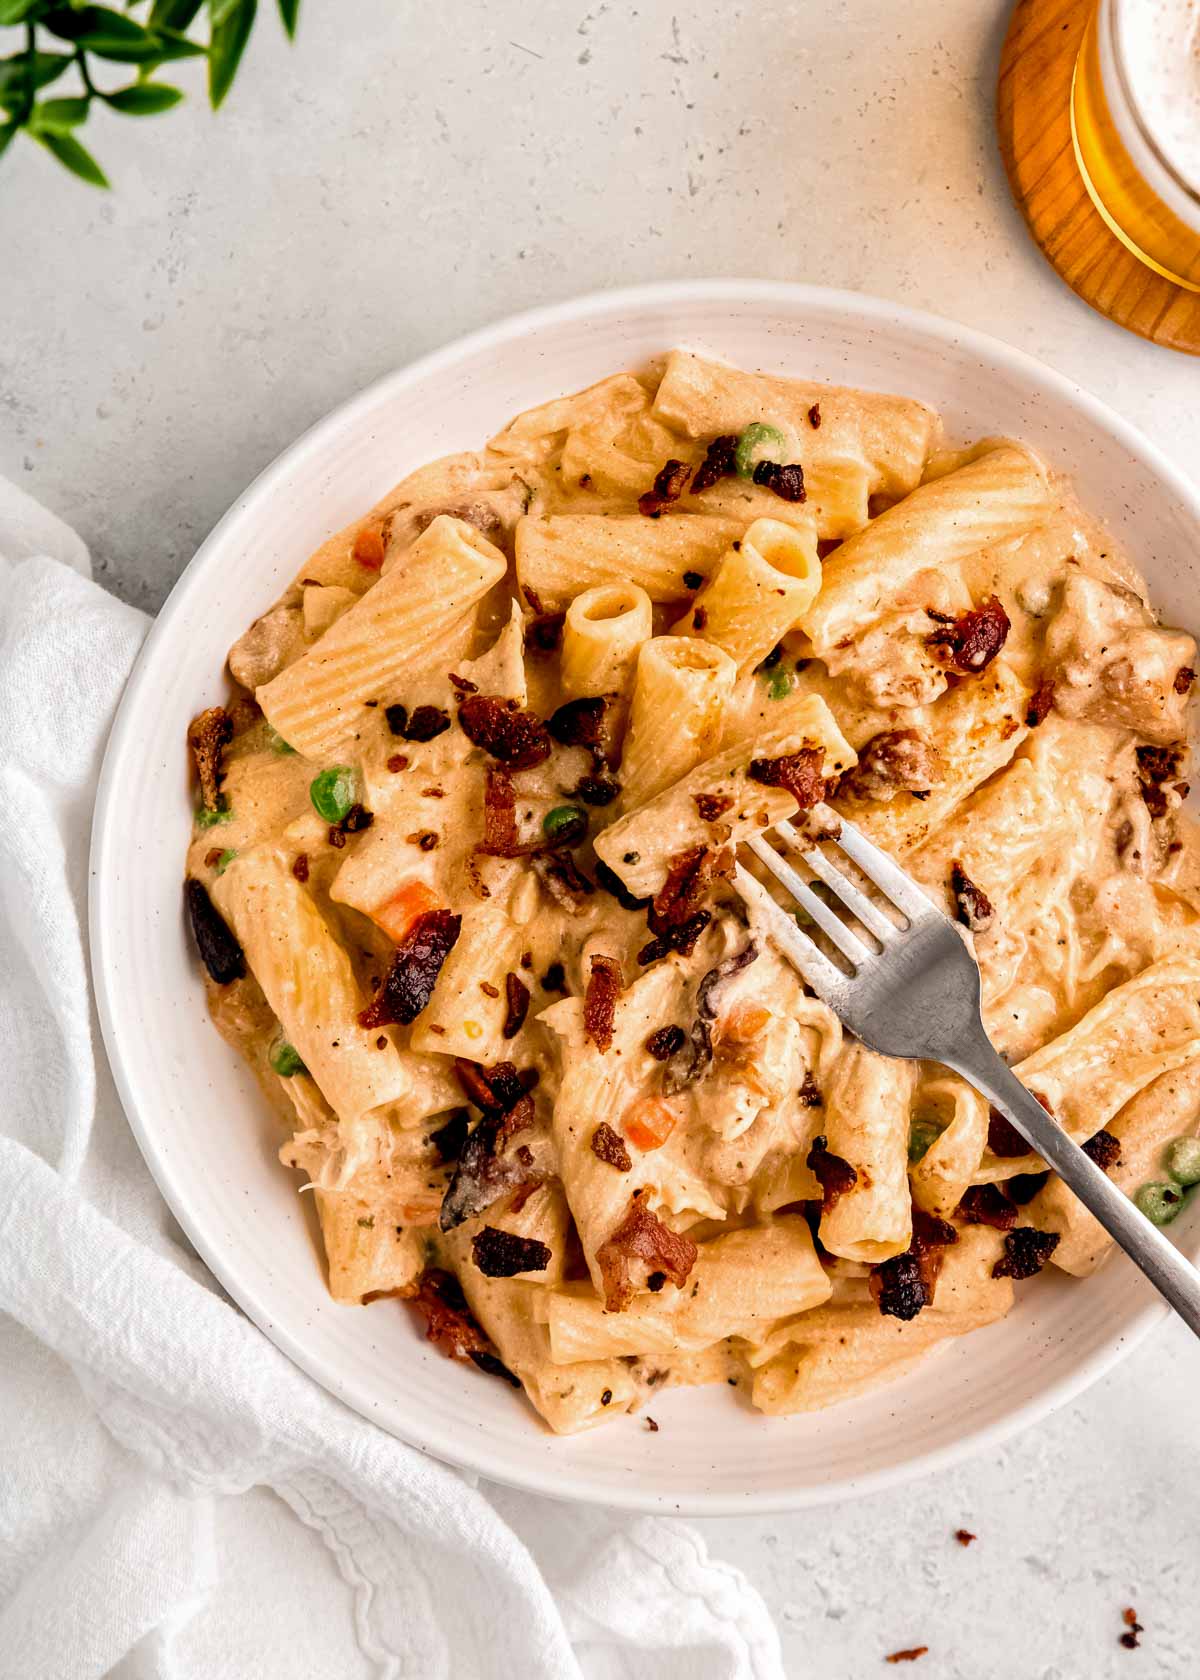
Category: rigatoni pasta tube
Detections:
[
  {"x1": 800, "y1": 442, "x2": 1053, "y2": 656},
  {"x1": 818, "y1": 1043, "x2": 915, "y2": 1263},
  {"x1": 212, "y1": 847, "x2": 410, "y2": 1121},
  {"x1": 618, "y1": 635, "x2": 736, "y2": 809},
  {"x1": 560, "y1": 583, "x2": 653, "y2": 699},
  {"x1": 597, "y1": 695, "x2": 856, "y2": 899},
  {"x1": 671, "y1": 518, "x2": 821, "y2": 672},
  {"x1": 315, "y1": 1191, "x2": 424, "y2": 1304},
  {"x1": 257, "y1": 515, "x2": 507, "y2": 759},
  {"x1": 909, "y1": 1074, "x2": 989, "y2": 1219},
  {"x1": 515, "y1": 513, "x2": 744, "y2": 609}
]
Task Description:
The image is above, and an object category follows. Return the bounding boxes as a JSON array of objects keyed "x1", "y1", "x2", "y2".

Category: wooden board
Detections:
[{"x1": 997, "y1": 0, "x2": 1200, "y2": 356}]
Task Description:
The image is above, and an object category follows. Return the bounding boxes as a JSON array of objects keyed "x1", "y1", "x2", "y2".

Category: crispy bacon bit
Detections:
[
  {"x1": 646, "y1": 1024, "x2": 686, "y2": 1061},
  {"x1": 548, "y1": 695, "x2": 616, "y2": 765},
  {"x1": 528, "y1": 611, "x2": 565, "y2": 654},
  {"x1": 352, "y1": 523, "x2": 386, "y2": 569},
  {"x1": 927, "y1": 596, "x2": 1011, "y2": 674},
  {"x1": 649, "y1": 845, "x2": 716, "y2": 933},
  {"x1": 328, "y1": 827, "x2": 347, "y2": 850},
  {"x1": 429, "y1": 1109, "x2": 470, "y2": 1162},
  {"x1": 955, "y1": 1529, "x2": 976, "y2": 1547},
  {"x1": 460, "y1": 695, "x2": 552, "y2": 769},
  {"x1": 292, "y1": 853, "x2": 309, "y2": 883},
  {"x1": 1026, "y1": 680, "x2": 1055, "y2": 728},
  {"x1": 386, "y1": 754, "x2": 409, "y2": 773},
  {"x1": 573, "y1": 774, "x2": 620, "y2": 806},
  {"x1": 584, "y1": 954, "x2": 623, "y2": 1052},
  {"x1": 541, "y1": 961, "x2": 567, "y2": 993},
  {"x1": 885, "y1": 1648, "x2": 929, "y2": 1665},
  {"x1": 1005, "y1": 1170, "x2": 1051, "y2": 1204},
  {"x1": 1120, "y1": 1608, "x2": 1144, "y2": 1650},
  {"x1": 748, "y1": 746, "x2": 826, "y2": 810},
  {"x1": 185, "y1": 878, "x2": 245, "y2": 985},
  {"x1": 386, "y1": 703, "x2": 451, "y2": 742},
  {"x1": 591, "y1": 1121, "x2": 633, "y2": 1172},
  {"x1": 454, "y1": 1057, "x2": 526, "y2": 1113},
  {"x1": 869, "y1": 1255, "x2": 930, "y2": 1323},
  {"x1": 339, "y1": 802, "x2": 375, "y2": 836},
  {"x1": 471, "y1": 1226, "x2": 552, "y2": 1278},
  {"x1": 950, "y1": 863, "x2": 994, "y2": 934},
  {"x1": 751, "y1": 458, "x2": 807, "y2": 502},
  {"x1": 807, "y1": 1134, "x2": 858, "y2": 1214},
  {"x1": 596, "y1": 1200, "x2": 699, "y2": 1312},
  {"x1": 691, "y1": 433, "x2": 739, "y2": 494},
  {"x1": 187, "y1": 706, "x2": 233, "y2": 814},
  {"x1": 637, "y1": 911, "x2": 711, "y2": 966},
  {"x1": 798, "y1": 1071, "x2": 822, "y2": 1107},
  {"x1": 694, "y1": 791, "x2": 734, "y2": 821},
  {"x1": 838, "y1": 730, "x2": 944, "y2": 802},
  {"x1": 638, "y1": 457, "x2": 693, "y2": 517},
  {"x1": 987, "y1": 1094, "x2": 1052, "y2": 1157},
  {"x1": 358, "y1": 909, "x2": 461, "y2": 1028},
  {"x1": 478, "y1": 765, "x2": 520, "y2": 858},
  {"x1": 955, "y1": 1183, "x2": 1018, "y2": 1230},
  {"x1": 1136, "y1": 741, "x2": 1188, "y2": 817},
  {"x1": 531, "y1": 850, "x2": 595, "y2": 913},
  {"x1": 408, "y1": 1268, "x2": 490, "y2": 1360},
  {"x1": 595, "y1": 859, "x2": 651, "y2": 912},
  {"x1": 448, "y1": 671, "x2": 478, "y2": 694},
  {"x1": 1175, "y1": 666, "x2": 1196, "y2": 696},
  {"x1": 502, "y1": 972, "x2": 530, "y2": 1040},
  {"x1": 992, "y1": 1226, "x2": 1060, "y2": 1280},
  {"x1": 808, "y1": 403, "x2": 821, "y2": 429},
  {"x1": 1082, "y1": 1128, "x2": 1121, "y2": 1170},
  {"x1": 683, "y1": 570, "x2": 703, "y2": 590},
  {"x1": 692, "y1": 606, "x2": 708, "y2": 631}
]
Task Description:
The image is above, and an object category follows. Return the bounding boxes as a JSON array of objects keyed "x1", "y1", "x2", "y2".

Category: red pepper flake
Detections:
[
  {"x1": 992, "y1": 1226, "x2": 1060, "y2": 1280},
  {"x1": 596, "y1": 1200, "x2": 698, "y2": 1311},
  {"x1": 927, "y1": 596, "x2": 1011, "y2": 674},
  {"x1": 352, "y1": 522, "x2": 386, "y2": 569},
  {"x1": 1120, "y1": 1608, "x2": 1144, "y2": 1649},
  {"x1": 955, "y1": 1183, "x2": 1018, "y2": 1230},
  {"x1": 638, "y1": 458, "x2": 693, "y2": 517},
  {"x1": 806, "y1": 1134, "x2": 858, "y2": 1214},
  {"x1": 950, "y1": 862, "x2": 994, "y2": 934},
  {"x1": 479, "y1": 980, "x2": 500, "y2": 999},
  {"x1": 885, "y1": 1648, "x2": 928, "y2": 1665},
  {"x1": 358, "y1": 909, "x2": 461, "y2": 1027},
  {"x1": 954, "y1": 1529, "x2": 976, "y2": 1547},
  {"x1": 386, "y1": 754, "x2": 409, "y2": 773},
  {"x1": 459, "y1": 694, "x2": 552, "y2": 769},
  {"x1": 808, "y1": 402, "x2": 821, "y2": 429},
  {"x1": 584, "y1": 954, "x2": 623, "y2": 1052},
  {"x1": 502, "y1": 971, "x2": 530, "y2": 1039},
  {"x1": 1026, "y1": 679, "x2": 1055, "y2": 727},
  {"x1": 748, "y1": 746, "x2": 826, "y2": 810},
  {"x1": 471, "y1": 1225, "x2": 552, "y2": 1278},
  {"x1": 645, "y1": 1415, "x2": 659, "y2": 1432},
  {"x1": 591, "y1": 1121, "x2": 633, "y2": 1172},
  {"x1": 292, "y1": 853, "x2": 309, "y2": 882}
]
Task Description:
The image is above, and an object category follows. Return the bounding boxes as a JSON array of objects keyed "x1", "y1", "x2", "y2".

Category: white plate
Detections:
[{"x1": 90, "y1": 281, "x2": 1200, "y2": 1514}]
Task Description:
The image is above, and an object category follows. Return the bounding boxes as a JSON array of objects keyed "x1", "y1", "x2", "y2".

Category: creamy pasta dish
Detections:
[{"x1": 184, "y1": 351, "x2": 1200, "y2": 1432}]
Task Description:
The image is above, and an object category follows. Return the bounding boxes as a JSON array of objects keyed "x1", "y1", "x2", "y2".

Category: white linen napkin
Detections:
[{"x1": 0, "y1": 477, "x2": 783, "y2": 1680}]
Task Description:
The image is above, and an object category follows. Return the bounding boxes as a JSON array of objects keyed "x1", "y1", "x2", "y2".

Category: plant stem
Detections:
[
  {"x1": 22, "y1": 21, "x2": 36, "y2": 122},
  {"x1": 75, "y1": 50, "x2": 97, "y2": 98}
]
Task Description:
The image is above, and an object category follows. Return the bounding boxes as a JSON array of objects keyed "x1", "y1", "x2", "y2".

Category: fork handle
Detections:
[{"x1": 950, "y1": 1046, "x2": 1200, "y2": 1340}]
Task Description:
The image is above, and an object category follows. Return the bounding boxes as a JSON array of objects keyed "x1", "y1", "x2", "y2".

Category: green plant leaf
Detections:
[
  {"x1": 149, "y1": 28, "x2": 206, "y2": 57},
  {"x1": 104, "y1": 78, "x2": 181, "y2": 110},
  {"x1": 148, "y1": 0, "x2": 202, "y2": 26},
  {"x1": 0, "y1": 50, "x2": 73, "y2": 108},
  {"x1": 34, "y1": 125, "x2": 109, "y2": 185},
  {"x1": 207, "y1": 0, "x2": 254, "y2": 109},
  {"x1": 0, "y1": 121, "x2": 17, "y2": 161},
  {"x1": 208, "y1": 0, "x2": 241, "y2": 24},
  {"x1": 276, "y1": 0, "x2": 296, "y2": 36},
  {"x1": 44, "y1": 5, "x2": 151, "y2": 43},
  {"x1": 0, "y1": 0, "x2": 47, "y2": 24},
  {"x1": 34, "y1": 93, "x2": 90, "y2": 126}
]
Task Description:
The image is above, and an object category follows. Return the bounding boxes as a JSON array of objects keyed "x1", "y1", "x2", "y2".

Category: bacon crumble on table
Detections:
[
  {"x1": 884, "y1": 1647, "x2": 929, "y2": 1664},
  {"x1": 748, "y1": 746, "x2": 827, "y2": 809},
  {"x1": 591, "y1": 1121, "x2": 633, "y2": 1172},
  {"x1": 458, "y1": 694, "x2": 552, "y2": 769},
  {"x1": 638, "y1": 457, "x2": 693, "y2": 517},
  {"x1": 954, "y1": 1529, "x2": 976, "y2": 1547},
  {"x1": 471, "y1": 1226, "x2": 552, "y2": 1278},
  {"x1": 185, "y1": 878, "x2": 245, "y2": 985},
  {"x1": 358, "y1": 909, "x2": 462, "y2": 1028},
  {"x1": 596, "y1": 1198, "x2": 699, "y2": 1312},
  {"x1": 584, "y1": 955, "x2": 623, "y2": 1052},
  {"x1": 1120, "y1": 1608, "x2": 1144, "y2": 1650},
  {"x1": 187, "y1": 706, "x2": 233, "y2": 814},
  {"x1": 806, "y1": 1134, "x2": 858, "y2": 1214},
  {"x1": 949, "y1": 862, "x2": 995, "y2": 934},
  {"x1": 992, "y1": 1226, "x2": 1060, "y2": 1280},
  {"x1": 926, "y1": 595, "x2": 1011, "y2": 674}
]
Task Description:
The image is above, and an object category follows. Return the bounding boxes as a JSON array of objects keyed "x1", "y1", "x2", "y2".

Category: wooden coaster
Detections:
[{"x1": 997, "y1": 0, "x2": 1200, "y2": 356}]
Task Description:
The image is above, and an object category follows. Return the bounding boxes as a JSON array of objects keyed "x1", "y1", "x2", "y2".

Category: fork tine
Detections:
[
  {"x1": 827, "y1": 814, "x2": 937, "y2": 922},
  {"x1": 743, "y1": 836, "x2": 873, "y2": 967},
  {"x1": 775, "y1": 819, "x2": 901, "y2": 942},
  {"x1": 732, "y1": 863, "x2": 851, "y2": 1005}
]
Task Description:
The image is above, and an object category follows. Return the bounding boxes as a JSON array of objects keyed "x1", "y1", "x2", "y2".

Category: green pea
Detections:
[
  {"x1": 310, "y1": 766, "x2": 357, "y2": 823},
  {"x1": 908, "y1": 1119, "x2": 942, "y2": 1164},
  {"x1": 266, "y1": 725, "x2": 296, "y2": 756},
  {"x1": 1134, "y1": 1180, "x2": 1185, "y2": 1226},
  {"x1": 196, "y1": 797, "x2": 233, "y2": 829},
  {"x1": 1164, "y1": 1136, "x2": 1200, "y2": 1188},
  {"x1": 269, "y1": 1039, "x2": 307, "y2": 1078},
  {"x1": 215, "y1": 849, "x2": 237, "y2": 875},
  {"x1": 734, "y1": 422, "x2": 787, "y2": 479},
  {"x1": 543, "y1": 805, "x2": 588, "y2": 845},
  {"x1": 765, "y1": 667, "x2": 794, "y2": 701}
]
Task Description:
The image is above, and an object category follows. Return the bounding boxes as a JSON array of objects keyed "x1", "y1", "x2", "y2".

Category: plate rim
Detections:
[{"x1": 89, "y1": 277, "x2": 1197, "y2": 1514}]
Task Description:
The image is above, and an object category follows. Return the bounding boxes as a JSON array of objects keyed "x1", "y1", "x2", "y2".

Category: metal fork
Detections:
[{"x1": 733, "y1": 808, "x2": 1200, "y2": 1338}]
